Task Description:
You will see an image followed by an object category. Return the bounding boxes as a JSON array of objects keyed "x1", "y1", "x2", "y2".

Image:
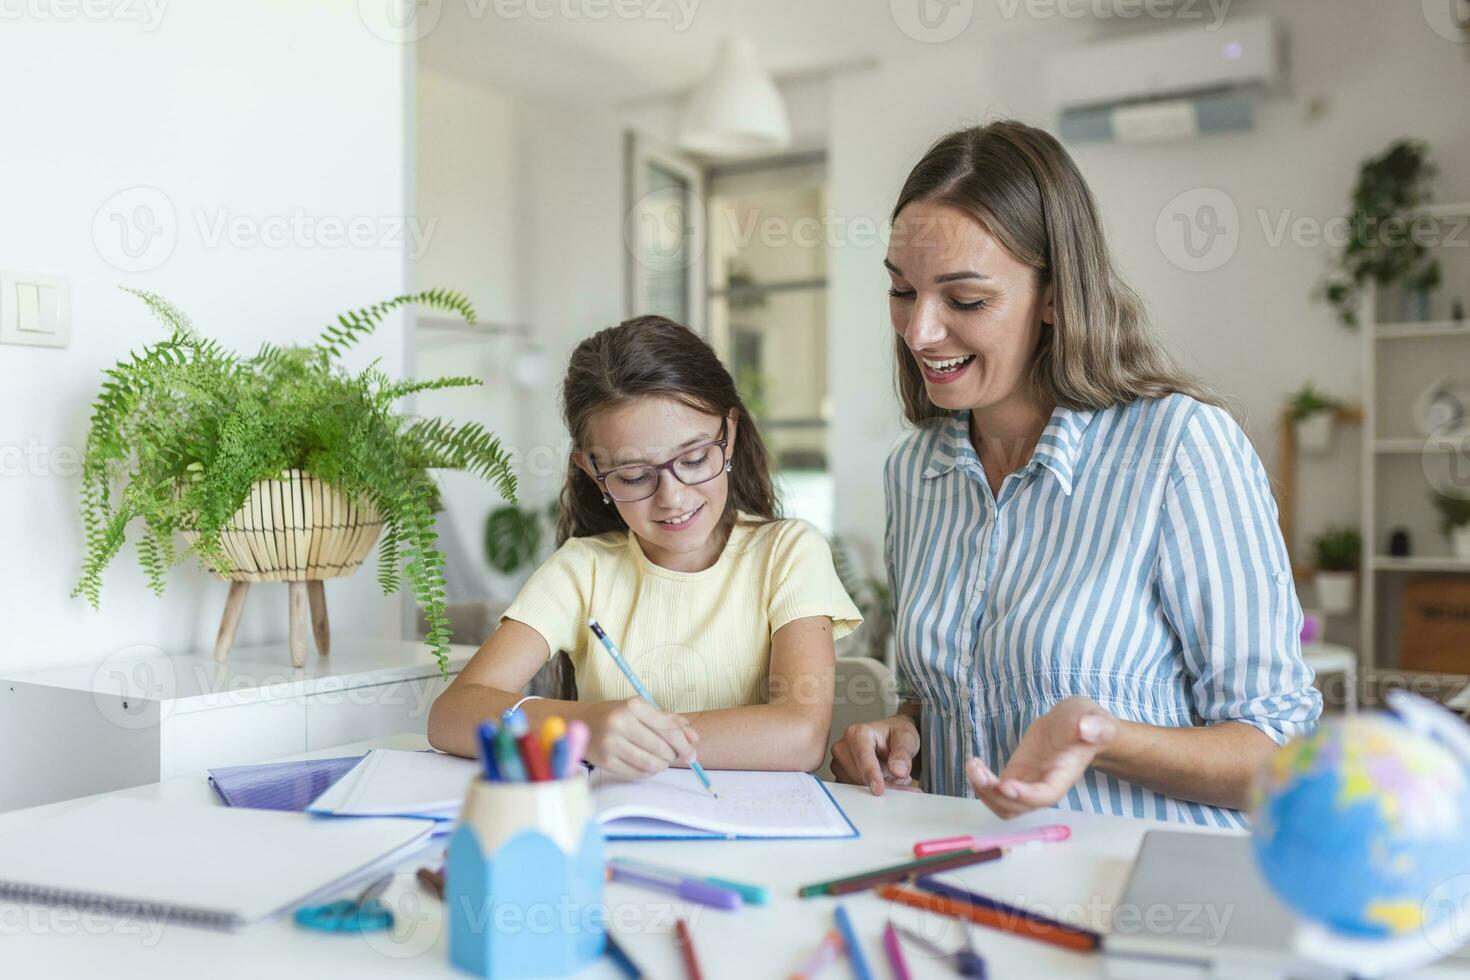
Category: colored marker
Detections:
[
  {"x1": 791, "y1": 928, "x2": 844, "y2": 979},
  {"x1": 606, "y1": 863, "x2": 742, "y2": 911},
  {"x1": 476, "y1": 721, "x2": 501, "y2": 781},
  {"x1": 504, "y1": 707, "x2": 552, "y2": 781},
  {"x1": 610, "y1": 857, "x2": 768, "y2": 905},
  {"x1": 675, "y1": 917, "x2": 703, "y2": 980},
  {"x1": 833, "y1": 904, "x2": 874, "y2": 980},
  {"x1": 588, "y1": 618, "x2": 717, "y2": 798},
  {"x1": 605, "y1": 931, "x2": 642, "y2": 979},
  {"x1": 541, "y1": 716, "x2": 567, "y2": 753},
  {"x1": 562, "y1": 719, "x2": 590, "y2": 777},
  {"x1": 913, "y1": 824, "x2": 1071, "y2": 858},
  {"x1": 492, "y1": 719, "x2": 527, "y2": 782},
  {"x1": 882, "y1": 923, "x2": 912, "y2": 980}
]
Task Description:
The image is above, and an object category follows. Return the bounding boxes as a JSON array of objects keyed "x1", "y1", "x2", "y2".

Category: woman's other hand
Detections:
[
  {"x1": 830, "y1": 714, "x2": 924, "y2": 795},
  {"x1": 966, "y1": 696, "x2": 1119, "y2": 818}
]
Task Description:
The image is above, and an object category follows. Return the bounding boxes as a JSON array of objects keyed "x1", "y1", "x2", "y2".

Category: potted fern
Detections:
[
  {"x1": 73, "y1": 288, "x2": 516, "y2": 676},
  {"x1": 1310, "y1": 525, "x2": 1362, "y2": 615}
]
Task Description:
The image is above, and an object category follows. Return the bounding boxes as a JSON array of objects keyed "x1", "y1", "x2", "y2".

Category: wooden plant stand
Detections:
[{"x1": 184, "y1": 470, "x2": 384, "y2": 668}]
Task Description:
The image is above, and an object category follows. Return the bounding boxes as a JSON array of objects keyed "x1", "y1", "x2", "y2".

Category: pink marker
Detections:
[
  {"x1": 912, "y1": 823, "x2": 1071, "y2": 858},
  {"x1": 561, "y1": 719, "x2": 590, "y2": 778}
]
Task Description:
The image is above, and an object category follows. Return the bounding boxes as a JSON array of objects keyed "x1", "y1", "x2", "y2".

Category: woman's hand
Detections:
[
  {"x1": 966, "y1": 696, "x2": 1119, "y2": 818},
  {"x1": 830, "y1": 714, "x2": 924, "y2": 796},
  {"x1": 583, "y1": 696, "x2": 700, "y2": 780}
]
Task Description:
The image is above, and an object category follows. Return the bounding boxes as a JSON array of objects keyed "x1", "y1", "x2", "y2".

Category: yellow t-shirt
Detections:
[{"x1": 501, "y1": 515, "x2": 863, "y2": 713}]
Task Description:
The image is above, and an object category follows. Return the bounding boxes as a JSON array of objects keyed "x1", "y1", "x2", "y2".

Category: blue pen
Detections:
[
  {"x1": 834, "y1": 903, "x2": 875, "y2": 980},
  {"x1": 587, "y1": 618, "x2": 718, "y2": 798},
  {"x1": 477, "y1": 721, "x2": 501, "y2": 781}
]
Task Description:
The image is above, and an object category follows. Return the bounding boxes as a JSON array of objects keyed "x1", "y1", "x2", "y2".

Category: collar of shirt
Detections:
[{"x1": 920, "y1": 404, "x2": 1098, "y2": 495}]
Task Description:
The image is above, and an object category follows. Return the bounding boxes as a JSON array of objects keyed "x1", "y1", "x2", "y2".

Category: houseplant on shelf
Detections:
[
  {"x1": 1286, "y1": 383, "x2": 1342, "y2": 454},
  {"x1": 1318, "y1": 139, "x2": 1441, "y2": 329},
  {"x1": 1433, "y1": 492, "x2": 1470, "y2": 560},
  {"x1": 1310, "y1": 525, "x2": 1362, "y2": 615},
  {"x1": 72, "y1": 288, "x2": 516, "y2": 676}
]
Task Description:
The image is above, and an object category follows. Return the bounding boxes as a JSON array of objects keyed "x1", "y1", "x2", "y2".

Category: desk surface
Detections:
[{"x1": 0, "y1": 734, "x2": 1236, "y2": 980}]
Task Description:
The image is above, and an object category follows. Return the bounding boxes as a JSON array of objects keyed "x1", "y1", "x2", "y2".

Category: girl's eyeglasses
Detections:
[{"x1": 593, "y1": 422, "x2": 730, "y2": 503}]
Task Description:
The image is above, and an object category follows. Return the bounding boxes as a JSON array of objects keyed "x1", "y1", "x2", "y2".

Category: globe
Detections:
[{"x1": 1252, "y1": 691, "x2": 1470, "y2": 972}]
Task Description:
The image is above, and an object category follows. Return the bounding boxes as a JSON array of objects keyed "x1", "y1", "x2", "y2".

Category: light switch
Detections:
[
  {"x1": 37, "y1": 285, "x2": 62, "y2": 334},
  {"x1": 1, "y1": 271, "x2": 70, "y2": 349},
  {"x1": 15, "y1": 283, "x2": 41, "y2": 332}
]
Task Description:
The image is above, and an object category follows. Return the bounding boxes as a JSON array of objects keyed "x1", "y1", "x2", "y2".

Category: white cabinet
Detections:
[{"x1": 0, "y1": 639, "x2": 470, "y2": 812}]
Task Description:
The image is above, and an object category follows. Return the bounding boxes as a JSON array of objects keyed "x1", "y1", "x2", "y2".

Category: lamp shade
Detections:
[{"x1": 678, "y1": 37, "x2": 791, "y2": 158}]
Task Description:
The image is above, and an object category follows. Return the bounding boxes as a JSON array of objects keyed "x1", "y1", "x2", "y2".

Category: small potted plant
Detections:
[
  {"x1": 1433, "y1": 492, "x2": 1470, "y2": 560},
  {"x1": 1286, "y1": 383, "x2": 1342, "y2": 454},
  {"x1": 73, "y1": 288, "x2": 516, "y2": 676},
  {"x1": 1318, "y1": 139, "x2": 1441, "y2": 329},
  {"x1": 1310, "y1": 525, "x2": 1362, "y2": 615}
]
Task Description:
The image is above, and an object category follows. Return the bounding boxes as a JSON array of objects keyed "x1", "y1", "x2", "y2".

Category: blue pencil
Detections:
[
  {"x1": 587, "y1": 618, "x2": 718, "y2": 798},
  {"x1": 834, "y1": 903, "x2": 874, "y2": 980}
]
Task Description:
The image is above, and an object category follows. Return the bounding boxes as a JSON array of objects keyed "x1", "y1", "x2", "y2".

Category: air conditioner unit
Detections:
[{"x1": 1044, "y1": 15, "x2": 1282, "y2": 143}]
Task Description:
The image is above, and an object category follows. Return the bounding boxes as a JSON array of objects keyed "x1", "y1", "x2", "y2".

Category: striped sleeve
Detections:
[
  {"x1": 1154, "y1": 403, "x2": 1322, "y2": 744},
  {"x1": 884, "y1": 445, "x2": 919, "y2": 704}
]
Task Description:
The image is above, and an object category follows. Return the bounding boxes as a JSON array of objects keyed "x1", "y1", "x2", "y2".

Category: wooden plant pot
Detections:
[{"x1": 183, "y1": 470, "x2": 383, "y2": 667}]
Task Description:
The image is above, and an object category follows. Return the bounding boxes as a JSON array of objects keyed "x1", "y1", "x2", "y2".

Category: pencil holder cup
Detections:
[{"x1": 446, "y1": 775, "x2": 605, "y2": 978}]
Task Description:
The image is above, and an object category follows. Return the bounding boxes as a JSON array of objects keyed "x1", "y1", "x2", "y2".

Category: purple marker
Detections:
[
  {"x1": 561, "y1": 719, "x2": 590, "y2": 778},
  {"x1": 607, "y1": 861, "x2": 743, "y2": 911}
]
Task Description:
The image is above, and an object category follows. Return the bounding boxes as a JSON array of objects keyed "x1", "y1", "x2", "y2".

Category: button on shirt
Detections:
[{"x1": 885, "y1": 393, "x2": 1321, "y2": 827}]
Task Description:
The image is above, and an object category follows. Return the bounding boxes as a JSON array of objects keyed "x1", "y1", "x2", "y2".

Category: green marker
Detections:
[{"x1": 493, "y1": 718, "x2": 527, "y2": 781}]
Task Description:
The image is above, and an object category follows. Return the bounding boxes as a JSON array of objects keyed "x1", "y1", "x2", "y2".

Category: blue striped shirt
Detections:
[{"x1": 885, "y1": 393, "x2": 1321, "y2": 827}]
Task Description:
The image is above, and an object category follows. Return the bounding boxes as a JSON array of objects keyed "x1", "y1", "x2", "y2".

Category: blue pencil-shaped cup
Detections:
[{"x1": 446, "y1": 774, "x2": 605, "y2": 978}]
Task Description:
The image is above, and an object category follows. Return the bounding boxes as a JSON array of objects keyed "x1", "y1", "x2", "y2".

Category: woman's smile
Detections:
[{"x1": 918, "y1": 352, "x2": 977, "y2": 385}]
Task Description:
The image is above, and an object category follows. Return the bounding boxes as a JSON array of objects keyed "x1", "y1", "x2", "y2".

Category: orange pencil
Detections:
[
  {"x1": 878, "y1": 884, "x2": 1100, "y2": 953},
  {"x1": 675, "y1": 917, "x2": 704, "y2": 980}
]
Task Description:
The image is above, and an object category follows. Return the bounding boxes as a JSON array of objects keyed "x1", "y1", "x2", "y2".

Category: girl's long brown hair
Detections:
[
  {"x1": 555, "y1": 315, "x2": 779, "y2": 545},
  {"x1": 890, "y1": 120, "x2": 1225, "y2": 425}
]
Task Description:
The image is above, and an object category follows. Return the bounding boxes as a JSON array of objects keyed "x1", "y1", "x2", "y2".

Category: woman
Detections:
[{"x1": 830, "y1": 121, "x2": 1321, "y2": 828}]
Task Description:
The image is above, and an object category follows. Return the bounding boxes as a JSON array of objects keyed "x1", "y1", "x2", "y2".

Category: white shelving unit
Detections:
[{"x1": 1360, "y1": 200, "x2": 1470, "y2": 675}]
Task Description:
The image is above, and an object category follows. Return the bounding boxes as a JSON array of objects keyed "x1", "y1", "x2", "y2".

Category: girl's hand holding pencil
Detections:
[{"x1": 581, "y1": 695, "x2": 700, "y2": 780}]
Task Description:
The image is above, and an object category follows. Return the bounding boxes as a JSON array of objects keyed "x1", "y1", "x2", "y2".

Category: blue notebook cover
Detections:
[{"x1": 207, "y1": 756, "x2": 364, "y2": 811}]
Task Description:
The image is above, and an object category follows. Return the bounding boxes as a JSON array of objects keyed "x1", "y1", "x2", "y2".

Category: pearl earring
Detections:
[
  {"x1": 601, "y1": 494, "x2": 611, "y2": 504},
  {"x1": 724, "y1": 461, "x2": 733, "y2": 473}
]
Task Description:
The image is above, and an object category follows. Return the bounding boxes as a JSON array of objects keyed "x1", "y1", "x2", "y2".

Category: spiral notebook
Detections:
[{"x1": 0, "y1": 797, "x2": 436, "y2": 931}]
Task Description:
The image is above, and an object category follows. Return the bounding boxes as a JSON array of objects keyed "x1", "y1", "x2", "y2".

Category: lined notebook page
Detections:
[{"x1": 591, "y1": 769, "x2": 855, "y2": 838}]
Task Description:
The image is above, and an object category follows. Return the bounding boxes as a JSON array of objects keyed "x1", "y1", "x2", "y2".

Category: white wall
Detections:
[
  {"x1": 827, "y1": 0, "x2": 1470, "y2": 568},
  {"x1": 0, "y1": 1, "x2": 413, "y2": 673}
]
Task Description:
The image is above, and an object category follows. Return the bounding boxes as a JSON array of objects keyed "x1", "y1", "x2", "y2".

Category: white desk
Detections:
[{"x1": 0, "y1": 734, "x2": 1236, "y2": 979}]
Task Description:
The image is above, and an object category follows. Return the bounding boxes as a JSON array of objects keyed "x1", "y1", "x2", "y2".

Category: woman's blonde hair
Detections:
[{"x1": 890, "y1": 120, "x2": 1225, "y2": 424}]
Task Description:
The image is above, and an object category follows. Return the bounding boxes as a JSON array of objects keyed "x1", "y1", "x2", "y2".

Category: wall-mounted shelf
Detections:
[
  {"x1": 1375, "y1": 321, "x2": 1470, "y2": 341},
  {"x1": 1372, "y1": 556, "x2": 1470, "y2": 573},
  {"x1": 1373, "y1": 438, "x2": 1470, "y2": 454}
]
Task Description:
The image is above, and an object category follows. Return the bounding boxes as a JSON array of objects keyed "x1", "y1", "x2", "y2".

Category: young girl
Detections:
[{"x1": 428, "y1": 315, "x2": 862, "y2": 778}]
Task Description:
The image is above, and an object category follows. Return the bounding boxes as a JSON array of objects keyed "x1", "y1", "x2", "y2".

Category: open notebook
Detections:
[
  {"x1": 0, "y1": 797, "x2": 436, "y2": 931},
  {"x1": 305, "y1": 749, "x2": 858, "y2": 840},
  {"x1": 592, "y1": 768, "x2": 857, "y2": 840}
]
